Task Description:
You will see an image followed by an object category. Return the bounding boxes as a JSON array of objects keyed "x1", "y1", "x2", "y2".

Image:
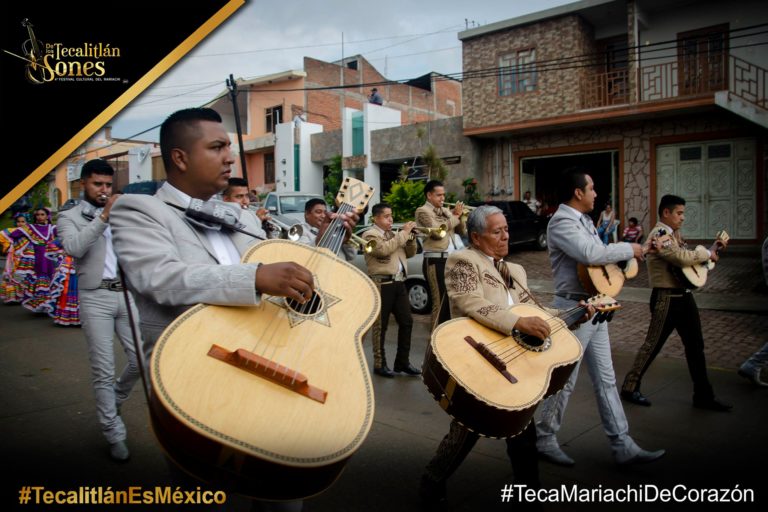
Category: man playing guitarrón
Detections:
[
  {"x1": 621, "y1": 194, "x2": 731, "y2": 411},
  {"x1": 110, "y1": 107, "x2": 358, "y2": 509}
]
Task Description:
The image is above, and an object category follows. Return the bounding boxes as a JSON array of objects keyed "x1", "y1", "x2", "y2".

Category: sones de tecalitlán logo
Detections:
[{"x1": 3, "y1": 18, "x2": 124, "y2": 85}]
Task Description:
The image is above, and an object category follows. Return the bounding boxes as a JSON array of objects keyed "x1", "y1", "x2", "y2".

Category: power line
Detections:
[
  {"x1": 111, "y1": 25, "x2": 768, "y2": 139},
  {"x1": 192, "y1": 27, "x2": 462, "y2": 58}
]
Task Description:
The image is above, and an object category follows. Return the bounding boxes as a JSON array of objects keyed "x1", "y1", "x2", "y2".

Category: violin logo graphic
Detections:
[
  {"x1": 3, "y1": 19, "x2": 122, "y2": 85},
  {"x1": 20, "y1": 18, "x2": 47, "y2": 84}
]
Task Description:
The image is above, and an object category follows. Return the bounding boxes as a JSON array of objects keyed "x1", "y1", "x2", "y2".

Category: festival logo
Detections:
[{"x1": 3, "y1": 18, "x2": 124, "y2": 85}]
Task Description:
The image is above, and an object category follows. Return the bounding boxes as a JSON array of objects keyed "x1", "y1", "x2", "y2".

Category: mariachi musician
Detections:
[
  {"x1": 415, "y1": 179, "x2": 466, "y2": 328},
  {"x1": 361, "y1": 203, "x2": 420, "y2": 378},
  {"x1": 420, "y1": 205, "x2": 587, "y2": 507},
  {"x1": 621, "y1": 194, "x2": 731, "y2": 411}
]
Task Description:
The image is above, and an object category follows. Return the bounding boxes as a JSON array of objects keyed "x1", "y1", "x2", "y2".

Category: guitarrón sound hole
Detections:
[
  {"x1": 286, "y1": 292, "x2": 324, "y2": 315},
  {"x1": 516, "y1": 332, "x2": 551, "y2": 352}
]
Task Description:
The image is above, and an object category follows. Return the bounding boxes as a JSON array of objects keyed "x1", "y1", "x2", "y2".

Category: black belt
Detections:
[
  {"x1": 370, "y1": 273, "x2": 405, "y2": 283},
  {"x1": 555, "y1": 292, "x2": 590, "y2": 301},
  {"x1": 655, "y1": 288, "x2": 691, "y2": 295},
  {"x1": 424, "y1": 252, "x2": 449, "y2": 259},
  {"x1": 98, "y1": 279, "x2": 124, "y2": 291}
]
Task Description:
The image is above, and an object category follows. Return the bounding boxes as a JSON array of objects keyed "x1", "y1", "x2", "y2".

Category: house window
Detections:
[
  {"x1": 265, "y1": 105, "x2": 283, "y2": 133},
  {"x1": 264, "y1": 153, "x2": 275, "y2": 184},
  {"x1": 499, "y1": 48, "x2": 537, "y2": 96}
]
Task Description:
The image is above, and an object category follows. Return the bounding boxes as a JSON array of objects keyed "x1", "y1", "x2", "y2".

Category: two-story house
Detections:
[
  {"x1": 206, "y1": 55, "x2": 461, "y2": 195},
  {"x1": 459, "y1": 0, "x2": 767, "y2": 242}
]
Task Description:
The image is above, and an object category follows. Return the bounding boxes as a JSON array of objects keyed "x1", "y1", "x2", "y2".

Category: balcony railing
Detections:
[
  {"x1": 581, "y1": 54, "x2": 766, "y2": 111},
  {"x1": 731, "y1": 55, "x2": 767, "y2": 109}
]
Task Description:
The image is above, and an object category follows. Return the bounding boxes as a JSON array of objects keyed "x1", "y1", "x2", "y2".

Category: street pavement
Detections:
[{"x1": 1, "y1": 247, "x2": 766, "y2": 511}]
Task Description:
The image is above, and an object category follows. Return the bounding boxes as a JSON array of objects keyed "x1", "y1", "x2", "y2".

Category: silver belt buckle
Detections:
[{"x1": 394, "y1": 272, "x2": 405, "y2": 282}]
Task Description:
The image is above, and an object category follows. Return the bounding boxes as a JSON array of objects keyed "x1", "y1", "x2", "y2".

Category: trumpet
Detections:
[
  {"x1": 348, "y1": 233, "x2": 377, "y2": 254},
  {"x1": 265, "y1": 218, "x2": 303, "y2": 242},
  {"x1": 411, "y1": 224, "x2": 447, "y2": 239},
  {"x1": 444, "y1": 202, "x2": 476, "y2": 213}
]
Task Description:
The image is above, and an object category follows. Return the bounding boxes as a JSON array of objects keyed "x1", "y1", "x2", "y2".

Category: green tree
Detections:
[
  {"x1": 383, "y1": 179, "x2": 425, "y2": 222},
  {"x1": 324, "y1": 154, "x2": 343, "y2": 206},
  {"x1": 28, "y1": 181, "x2": 51, "y2": 210},
  {"x1": 423, "y1": 144, "x2": 448, "y2": 182}
]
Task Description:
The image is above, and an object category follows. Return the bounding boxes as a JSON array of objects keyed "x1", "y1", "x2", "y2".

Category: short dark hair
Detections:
[
  {"x1": 628, "y1": 217, "x2": 638, "y2": 224},
  {"x1": 558, "y1": 167, "x2": 590, "y2": 204},
  {"x1": 371, "y1": 203, "x2": 391, "y2": 217},
  {"x1": 159, "y1": 107, "x2": 222, "y2": 170},
  {"x1": 658, "y1": 194, "x2": 685, "y2": 216},
  {"x1": 424, "y1": 180, "x2": 444, "y2": 196},
  {"x1": 304, "y1": 198, "x2": 327, "y2": 213},
  {"x1": 81, "y1": 159, "x2": 114, "y2": 179},
  {"x1": 223, "y1": 177, "x2": 248, "y2": 197}
]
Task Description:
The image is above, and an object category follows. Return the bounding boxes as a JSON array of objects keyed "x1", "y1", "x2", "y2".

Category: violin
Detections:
[{"x1": 21, "y1": 19, "x2": 46, "y2": 84}]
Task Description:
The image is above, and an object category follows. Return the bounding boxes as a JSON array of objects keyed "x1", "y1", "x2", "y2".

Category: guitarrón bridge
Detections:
[
  {"x1": 207, "y1": 344, "x2": 327, "y2": 403},
  {"x1": 464, "y1": 336, "x2": 517, "y2": 384}
]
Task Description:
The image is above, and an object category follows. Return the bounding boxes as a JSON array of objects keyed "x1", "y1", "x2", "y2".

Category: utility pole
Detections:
[
  {"x1": 226, "y1": 74, "x2": 248, "y2": 187},
  {"x1": 340, "y1": 32, "x2": 345, "y2": 127}
]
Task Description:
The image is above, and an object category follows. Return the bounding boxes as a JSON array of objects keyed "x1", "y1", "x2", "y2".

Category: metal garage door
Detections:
[{"x1": 656, "y1": 138, "x2": 756, "y2": 239}]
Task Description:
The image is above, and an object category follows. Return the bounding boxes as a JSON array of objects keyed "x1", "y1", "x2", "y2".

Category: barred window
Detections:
[
  {"x1": 265, "y1": 105, "x2": 282, "y2": 133},
  {"x1": 499, "y1": 48, "x2": 537, "y2": 96}
]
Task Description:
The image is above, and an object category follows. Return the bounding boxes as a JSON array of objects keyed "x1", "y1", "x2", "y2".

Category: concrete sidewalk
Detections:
[{"x1": 1, "y1": 297, "x2": 766, "y2": 511}]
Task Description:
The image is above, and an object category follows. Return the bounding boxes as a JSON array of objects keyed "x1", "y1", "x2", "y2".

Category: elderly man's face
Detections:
[{"x1": 472, "y1": 212, "x2": 509, "y2": 260}]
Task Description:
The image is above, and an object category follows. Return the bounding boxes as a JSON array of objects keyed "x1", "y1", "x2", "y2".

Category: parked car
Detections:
[
  {"x1": 121, "y1": 180, "x2": 165, "y2": 195},
  {"x1": 472, "y1": 200, "x2": 549, "y2": 250},
  {"x1": 263, "y1": 192, "x2": 324, "y2": 222},
  {"x1": 350, "y1": 224, "x2": 465, "y2": 314}
]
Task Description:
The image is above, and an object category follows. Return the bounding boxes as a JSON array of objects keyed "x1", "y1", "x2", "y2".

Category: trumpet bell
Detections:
[
  {"x1": 285, "y1": 224, "x2": 303, "y2": 242},
  {"x1": 266, "y1": 218, "x2": 303, "y2": 242},
  {"x1": 412, "y1": 224, "x2": 448, "y2": 239}
]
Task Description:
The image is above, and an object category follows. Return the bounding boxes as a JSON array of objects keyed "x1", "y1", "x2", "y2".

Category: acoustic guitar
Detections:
[
  {"x1": 149, "y1": 178, "x2": 379, "y2": 500},
  {"x1": 577, "y1": 258, "x2": 638, "y2": 297},
  {"x1": 423, "y1": 295, "x2": 620, "y2": 438},
  {"x1": 659, "y1": 229, "x2": 729, "y2": 289}
]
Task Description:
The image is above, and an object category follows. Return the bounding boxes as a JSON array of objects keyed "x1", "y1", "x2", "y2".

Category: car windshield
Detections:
[{"x1": 280, "y1": 195, "x2": 319, "y2": 213}]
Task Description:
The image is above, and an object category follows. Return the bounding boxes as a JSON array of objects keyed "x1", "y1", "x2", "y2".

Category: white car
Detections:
[
  {"x1": 350, "y1": 224, "x2": 465, "y2": 315},
  {"x1": 263, "y1": 192, "x2": 324, "y2": 223}
]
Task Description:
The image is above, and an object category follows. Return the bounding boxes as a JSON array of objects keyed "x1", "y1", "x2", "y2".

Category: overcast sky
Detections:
[{"x1": 109, "y1": 0, "x2": 575, "y2": 141}]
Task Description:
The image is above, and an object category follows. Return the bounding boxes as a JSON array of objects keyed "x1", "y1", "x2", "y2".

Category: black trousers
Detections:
[
  {"x1": 622, "y1": 288, "x2": 714, "y2": 400},
  {"x1": 371, "y1": 281, "x2": 413, "y2": 369},
  {"x1": 423, "y1": 257, "x2": 450, "y2": 329},
  {"x1": 423, "y1": 420, "x2": 540, "y2": 490}
]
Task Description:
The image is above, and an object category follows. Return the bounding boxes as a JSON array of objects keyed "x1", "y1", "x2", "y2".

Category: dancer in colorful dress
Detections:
[
  {"x1": 0, "y1": 213, "x2": 29, "y2": 303},
  {"x1": 11, "y1": 208, "x2": 62, "y2": 313},
  {"x1": 47, "y1": 244, "x2": 80, "y2": 326}
]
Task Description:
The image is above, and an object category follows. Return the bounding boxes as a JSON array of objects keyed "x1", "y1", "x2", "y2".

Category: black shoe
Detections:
[
  {"x1": 693, "y1": 397, "x2": 732, "y2": 412},
  {"x1": 394, "y1": 362, "x2": 421, "y2": 376},
  {"x1": 621, "y1": 390, "x2": 652, "y2": 407},
  {"x1": 373, "y1": 366, "x2": 395, "y2": 378},
  {"x1": 419, "y1": 476, "x2": 447, "y2": 511}
]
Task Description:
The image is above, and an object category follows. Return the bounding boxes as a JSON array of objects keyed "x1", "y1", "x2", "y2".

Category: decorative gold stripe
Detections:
[
  {"x1": 0, "y1": 0, "x2": 245, "y2": 214},
  {"x1": 439, "y1": 377, "x2": 456, "y2": 410}
]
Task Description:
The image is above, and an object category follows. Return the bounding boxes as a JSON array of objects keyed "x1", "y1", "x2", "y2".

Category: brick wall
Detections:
[
  {"x1": 462, "y1": 15, "x2": 594, "y2": 130},
  {"x1": 303, "y1": 56, "x2": 463, "y2": 132},
  {"x1": 473, "y1": 112, "x2": 763, "y2": 233}
]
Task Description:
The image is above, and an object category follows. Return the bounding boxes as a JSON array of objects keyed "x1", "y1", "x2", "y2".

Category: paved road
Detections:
[{"x1": 1, "y1": 248, "x2": 766, "y2": 511}]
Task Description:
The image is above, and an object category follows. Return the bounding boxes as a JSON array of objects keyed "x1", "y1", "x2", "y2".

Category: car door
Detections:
[
  {"x1": 506, "y1": 202, "x2": 535, "y2": 244},
  {"x1": 264, "y1": 194, "x2": 278, "y2": 215}
]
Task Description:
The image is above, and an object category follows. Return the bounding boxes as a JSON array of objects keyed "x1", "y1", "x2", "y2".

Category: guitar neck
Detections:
[
  {"x1": 317, "y1": 202, "x2": 354, "y2": 256},
  {"x1": 559, "y1": 304, "x2": 588, "y2": 328}
]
